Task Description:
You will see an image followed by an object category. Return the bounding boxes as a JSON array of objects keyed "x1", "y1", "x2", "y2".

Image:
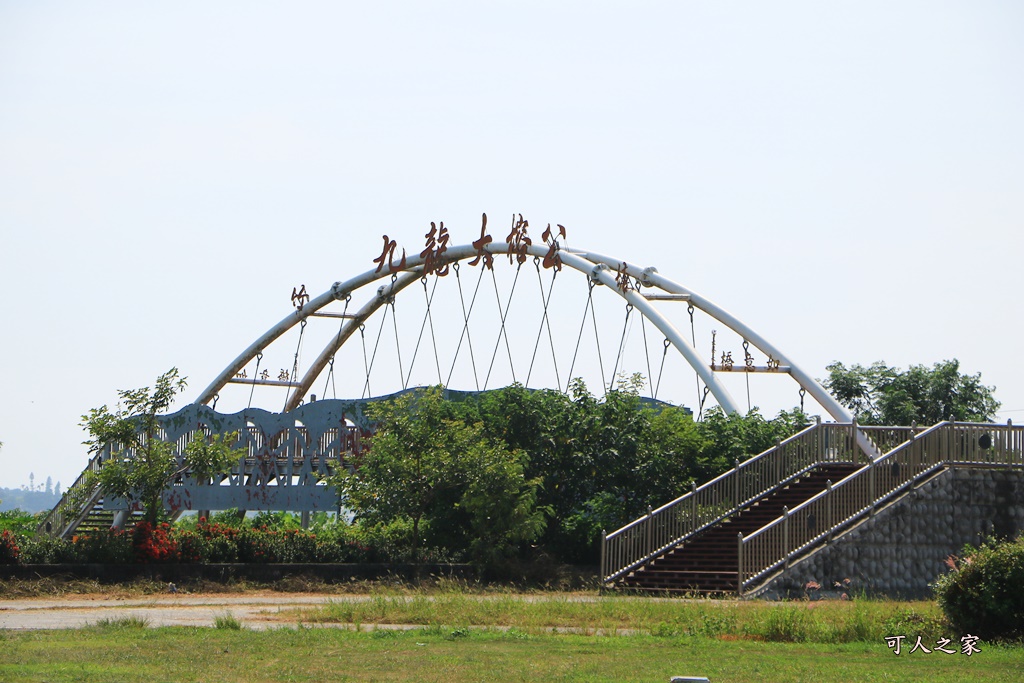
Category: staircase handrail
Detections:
[
  {"x1": 601, "y1": 421, "x2": 869, "y2": 584},
  {"x1": 738, "y1": 420, "x2": 1024, "y2": 593},
  {"x1": 36, "y1": 443, "x2": 110, "y2": 538}
]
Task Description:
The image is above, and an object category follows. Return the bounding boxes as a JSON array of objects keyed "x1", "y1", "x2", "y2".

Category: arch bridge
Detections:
[{"x1": 44, "y1": 214, "x2": 1020, "y2": 597}]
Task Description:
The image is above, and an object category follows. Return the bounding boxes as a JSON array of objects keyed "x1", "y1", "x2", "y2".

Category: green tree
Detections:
[
  {"x1": 82, "y1": 368, "x2": 239, "y2": 525},
  {"x1": 464, "y1": 379, "x2": 811, "y2": 564},
  {"x1": 334, "y1": 380, "x2": 814, "y2": 567},
  {"x1": 334, "y1": 387, "x2": 545, "y2": 566},
  {"x1": 823, "y1": 360, "x2": 999, "y2": 425}
]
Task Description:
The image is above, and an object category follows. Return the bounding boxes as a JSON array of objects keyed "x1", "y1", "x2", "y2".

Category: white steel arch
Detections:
[{"x1": 195, "y1": 240, "x2": 854, "y2": 426}]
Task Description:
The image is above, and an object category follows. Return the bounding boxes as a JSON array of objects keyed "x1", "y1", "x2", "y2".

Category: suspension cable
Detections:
[
  {"x1": 566, "y1": 279, "x2": 595, "y2": 393},
  {"x1": 362, "y1": 308, "x2": 389, "y2": 400},
  {"x1": 447, "y1": 261, "x2": 484, "y2": 391},
  {"x1": 609, "y1": 303, "x2": 633, "y2": 391},
  {"x1": 688, "y1": 303, "x2": 702, "y2": 416},
  {"x1": 321, "y1": 295, "x2": 351, "y2": 400},
  {"x1": 405, "y1": 275, "x2": 443, "y2": 388},
  {"x1": 640, "y1": 313, "x2": 654, "y2": 399},
  {"x1": 248, "y1": 351, "x2": 263, "y2": 410},
  {"x1": 484, "y1": 262, "x2": 522, "y2": 390},
  {"x1": 426, "y1": 277, "x2": 443, "y2": 385},
  {"x1": 290, "y1": 320, "x2": 307, "y2": 386},
  {"x1": 526, "y1": 257, "x2": 561, "y2": 389},
  {"x1": 743, "y1": 339, "x2": 752, "y2": 413},
  {"x1": 390, "y1": 297, "x2": 405, "y2": 390},
  {"x1": 285, "y1": 319, "x2": 308, "y2": 411},
  {"x1": 321, "y1": 357, "x2": 336, "y2": 400},
  {"x1": 590, "y1": 280, "x2": 607, "y2": 397},
  {"x1": 359, "y1": 323, "x2": 371, "y2": 399},
  {"x1": 654, "y1": 338, "x2": 670, "y2": 401}
]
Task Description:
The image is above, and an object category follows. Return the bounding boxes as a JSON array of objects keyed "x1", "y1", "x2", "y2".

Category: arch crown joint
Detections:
[{"x1": 640, "y1": 266, "x2": 658, "y2": 287}]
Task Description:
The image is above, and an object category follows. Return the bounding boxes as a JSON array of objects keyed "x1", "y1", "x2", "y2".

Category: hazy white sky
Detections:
[{"x1": 1, "y1": 2, "x2": 1022, "y2": 490}]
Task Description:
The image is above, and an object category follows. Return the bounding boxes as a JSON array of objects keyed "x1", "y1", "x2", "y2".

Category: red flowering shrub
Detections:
[
  {"x1": 0, "y1": 530, "x2": 20, "y2": 564},
  {"x1": 132, "y1": 522, "x2": 178, "y2": 563}
]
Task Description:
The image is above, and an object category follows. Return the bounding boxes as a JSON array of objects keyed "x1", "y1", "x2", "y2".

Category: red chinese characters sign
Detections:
[{"x1": 370, "y1": 214, "x2": 568, "y2": 275}]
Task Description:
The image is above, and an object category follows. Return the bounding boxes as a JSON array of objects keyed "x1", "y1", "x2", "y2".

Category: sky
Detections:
[{"x1": 1, "y1": 2, "x2": 1022, "y2": 491}]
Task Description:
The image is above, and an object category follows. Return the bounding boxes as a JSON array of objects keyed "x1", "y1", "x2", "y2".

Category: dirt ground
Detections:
[{"x1": 0, "y1": 592, "x2": 362, "y2": 630}]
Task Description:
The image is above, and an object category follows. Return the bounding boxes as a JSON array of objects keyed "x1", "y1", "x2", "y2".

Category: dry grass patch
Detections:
[{"x1": 299, "y1": 594, "x2": 949, "y2": 643}]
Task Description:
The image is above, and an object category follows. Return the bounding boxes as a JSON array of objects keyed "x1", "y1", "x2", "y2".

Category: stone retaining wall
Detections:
[{"x1": 756, "y1": 468, "x2": 1024, "y2": 599}]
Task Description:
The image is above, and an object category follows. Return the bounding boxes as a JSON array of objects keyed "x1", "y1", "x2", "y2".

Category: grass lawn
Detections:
[
  {"x1": 0, "y1": 584, "x2": 1019, "y2": 682},
  {"x1": 1, "y1": 620, "x2": 1020, "y2": 683}
]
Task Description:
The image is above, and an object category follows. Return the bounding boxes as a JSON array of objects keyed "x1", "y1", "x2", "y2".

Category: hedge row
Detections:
[{"x1": 0, "y1": 519, "x2": 455, "y2": 566}]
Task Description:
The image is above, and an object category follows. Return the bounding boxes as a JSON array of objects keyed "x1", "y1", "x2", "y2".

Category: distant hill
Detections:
[{"x1": 0, "y1": 488, "x2": 60, "y2": 513}]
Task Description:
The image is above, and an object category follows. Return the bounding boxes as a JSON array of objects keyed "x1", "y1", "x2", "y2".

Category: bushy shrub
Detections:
[
  {"x1": 277, "y1": 529, "x2": 318, "y2": 563},
  {"x1": 18, "y1": 535, "x2": 78, "y2": 564},
  {"x1": 0, "y1": 510, "x2": 42, "y2": 536},
  {"x1": 73, "y1": 529, "x2": 134, "y2": 564},
  {"x1": 8, "y1": 516, "x2": 462, "y2": 566},
  {"x1": 194, "y1": 519, "x2": 240, "y2": 562},
  {"x1": 356, "y1": 518, "x2": 446, "y2": 563},
  {"x1": 173, "y1": 529, "x2": 206, "y2": 563},
  {"x1": 934, "y1": 534, "x2": 1024, "y2": 642},
  {"x1": 312, "y1": 525, "x2": 372, "y2": 563},
  {"x1": 235, "y1": 528, "x2": 281, "y2": 563}
]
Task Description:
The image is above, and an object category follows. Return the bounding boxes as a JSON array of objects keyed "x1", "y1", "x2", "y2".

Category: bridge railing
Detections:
[
  {"x1": 39, "y1": 421, "x2": 361, "y2": 537},
  {"x1": 859, "y1": 425, "x2": 926, "y2": 453},
  {"x1": 738, "y1": 421, "x2": 1024, "y2": 593},
  {"x1": 600, "y1": 421, "x2": 880, "y2": 584}
]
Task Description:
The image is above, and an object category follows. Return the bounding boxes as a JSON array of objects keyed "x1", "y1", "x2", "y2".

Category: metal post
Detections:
[
  {"x1": 1011, "y1": 419, "x2": 1019, "y2": 468},
  {"x1": 783, "y1": 506, "x2": 790, "y2": 568},
  {"x1": 851, "y1": 419, "x2": 858, "y2": 463},
  {"x1": 690, "y1": 481, "x2": 697, "y2": 531},
  {"x1": 646, "y1": 506, "x2": 653, "y2": 559},
  {"x1": 869, "y1": 458, "x2": 876, "y2": 515},
  {"x1": 775, "y1": 440, "x2": 782, "y2": 486},
  {"x1": 111, "y1": 510, "x2": 129, "y2": 530},
  {"x1": 825, "y1": 480, "x2": 833, "y2": 541},
  {"x1": 913, "y1": 432, "x2": 921, "y2": 481},
  {"x1": 737, "y1": 532, "x2": 744, "y2": 596},
  {"x1": 600, "y1": 529, "x2": 607, "y2": 584},
  {"x1": 734, "y1": 459, "x2": 741, "y2": 510}
]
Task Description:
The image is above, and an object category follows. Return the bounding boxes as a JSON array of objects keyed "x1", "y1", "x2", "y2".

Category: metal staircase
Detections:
[
  {"x1": 602, "y1": 420, "x2": 1024, "y2": 595},
  {"x1": 619, "y1": 463, "x2": 858, "y2": 593}
]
